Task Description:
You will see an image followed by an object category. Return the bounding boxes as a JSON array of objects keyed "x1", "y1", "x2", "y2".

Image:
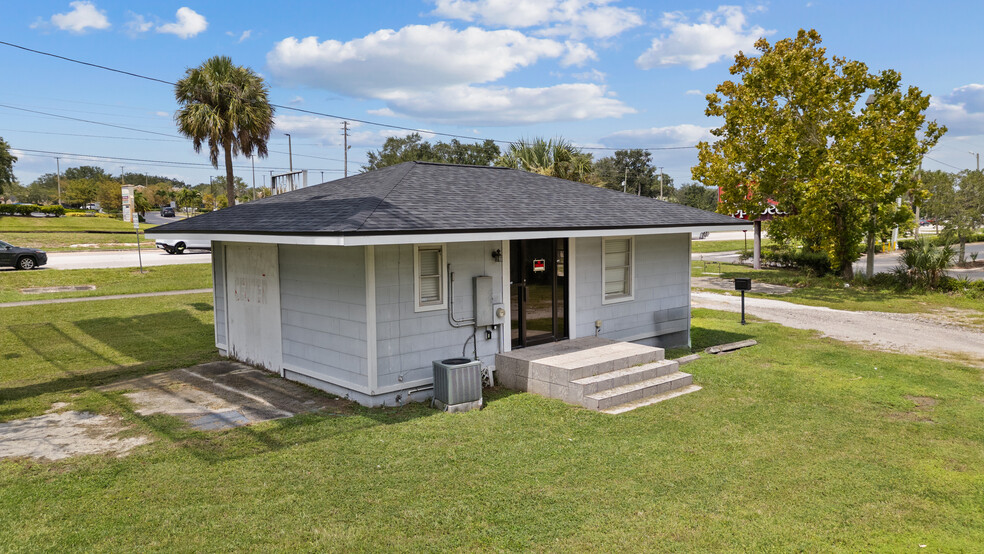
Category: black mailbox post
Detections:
[{"x1": 734, "y1": 278, "x2": 751, "y2": 325}]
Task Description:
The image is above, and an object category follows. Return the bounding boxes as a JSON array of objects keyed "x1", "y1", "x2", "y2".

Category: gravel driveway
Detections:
[{"x1": 692, "y1": 291, "x2": 984, "y2": 366}]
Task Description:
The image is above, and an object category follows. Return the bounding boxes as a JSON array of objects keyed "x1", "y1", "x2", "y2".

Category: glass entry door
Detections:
[{"x1": 510, "y1": 238, "x2": 568, "y2": 348}]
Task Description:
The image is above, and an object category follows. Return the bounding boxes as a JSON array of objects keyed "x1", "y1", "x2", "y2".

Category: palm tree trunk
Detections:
[{"x1": 224, "y1": 143, "x2": 235, "y2": 207}]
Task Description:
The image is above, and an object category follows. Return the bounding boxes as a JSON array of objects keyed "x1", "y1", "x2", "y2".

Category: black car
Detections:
[
  {"x1": 0, "y1": 240, "x2": 47, "y2": 270},
  {"x1": 160, "y1": 206, "x2": 176, "y2": 217}
]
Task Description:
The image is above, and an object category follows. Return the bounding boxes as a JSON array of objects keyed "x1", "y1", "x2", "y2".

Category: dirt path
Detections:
[
  {"x1": 0, "y1": 288, "x2": 211, "y2": 308},
  {"x1": 692, "y1": 291, "x2": 984, "y2": 366}
]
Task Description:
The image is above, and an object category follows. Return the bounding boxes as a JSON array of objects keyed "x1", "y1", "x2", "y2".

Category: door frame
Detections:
[{"x1": 509, "y1": 238, "x2": 569, "y2": 349}]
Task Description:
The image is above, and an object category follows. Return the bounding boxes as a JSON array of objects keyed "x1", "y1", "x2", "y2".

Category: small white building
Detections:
[{"x1": 151, "y1": 162, "x2": 749, "y2": 406}]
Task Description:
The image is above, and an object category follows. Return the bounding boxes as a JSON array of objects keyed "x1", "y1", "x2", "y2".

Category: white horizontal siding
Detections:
[{"x1": 279, "y1": 245, "x2": 369, "y2": 388}]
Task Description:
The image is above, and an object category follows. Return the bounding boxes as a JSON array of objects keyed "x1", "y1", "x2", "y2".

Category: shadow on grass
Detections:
[{"x1": 690, "y1": 323, "x2": 755, "y2": 351}]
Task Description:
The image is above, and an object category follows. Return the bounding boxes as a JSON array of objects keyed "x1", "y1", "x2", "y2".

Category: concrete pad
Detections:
[{"x1": 100, "y1": 361, "x2": 351, "y2": 431}]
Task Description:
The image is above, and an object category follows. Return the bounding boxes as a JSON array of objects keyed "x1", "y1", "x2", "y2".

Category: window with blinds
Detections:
[
  {"x1": 414, "y1": 244, "x2": 446, "y2": 311},
  {"x1": 603, "y1": 237, "x2": 632, "y2": 301}
]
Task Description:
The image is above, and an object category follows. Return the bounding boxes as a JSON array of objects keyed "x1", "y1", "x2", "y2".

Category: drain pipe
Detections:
[{"x1": 447, "y1": 267, "x2": 476, "y2": 328}]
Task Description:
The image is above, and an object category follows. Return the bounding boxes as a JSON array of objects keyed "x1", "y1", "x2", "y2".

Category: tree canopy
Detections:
[
  {"x1": 175, "y1": 56, "x2": 274, "y2": 207},
  {"x1": 363, "y1": 133, "x2": 500, "y2": 171},
  {"x1": 594, "y1": 149, "x2": 673, "y2": 198},
  {"x1": 693, "y1": 29, "x2": 945, "y2": 278},
  {"x1": 0, "y1": 137, "x2": 18, "y2": 196}
]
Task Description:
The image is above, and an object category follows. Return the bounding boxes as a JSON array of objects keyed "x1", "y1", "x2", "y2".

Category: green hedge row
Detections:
[{"x1": 0, "y1": 204, "x2": 66, "y2": 216}]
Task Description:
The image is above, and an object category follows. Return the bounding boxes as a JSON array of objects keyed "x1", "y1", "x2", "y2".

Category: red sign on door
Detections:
[{"x1": 533, "y1": 258, "x2": 546, "y2": 272}]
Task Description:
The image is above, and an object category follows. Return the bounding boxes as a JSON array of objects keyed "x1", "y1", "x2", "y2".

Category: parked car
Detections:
[
  {"x1": 0, "y1": 240, "x2": 47, "y2": 270},
  {"x1": 160, "y1": 206, "x2": 176, "y2": 217},
  {"x1": 155, "y1": 237, "x2": 211, "y2": 254}
]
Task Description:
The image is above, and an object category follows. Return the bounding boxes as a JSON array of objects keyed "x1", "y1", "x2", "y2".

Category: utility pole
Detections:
[
  {"x1": 251, "y1": 155, "x2": 256, "y2": 201},
  {"x1": 971, "y1": 151, "x2": 980, "y2": 171},
  {"x1": 658, "y1": 166, "x2": 664, "y2": 200},
  {"x1": 286, "y1": 133, "x2": 293, "y2": 172},
  {"x1": 342, "y1": 121, "x2": 350, "y2": 177},
  {"x1": 621, "y1": 167, "x2": 627, "y2": 193},
  {"x1": 55, "y1": 157, "x2": 62, "y2": 206}
]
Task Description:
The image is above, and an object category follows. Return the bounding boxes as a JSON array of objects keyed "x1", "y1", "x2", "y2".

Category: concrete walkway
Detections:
[{"x1": 0, "y1": 288, "x2": 212, "y2": 308}]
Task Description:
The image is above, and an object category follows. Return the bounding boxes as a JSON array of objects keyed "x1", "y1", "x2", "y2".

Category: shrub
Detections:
[
  {"x1": 891, "y1": 238, "x2": 954, "y2": 289},
  {"x1": 0, "y1": 204, "x2": 65, "y2": 216},
  {"x1": 760, "y1": 246, "x2": 834, "y2": 276}
]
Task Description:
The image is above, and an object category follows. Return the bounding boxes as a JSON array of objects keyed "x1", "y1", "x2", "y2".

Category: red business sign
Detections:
[{"x1": 533, "y1": 258, "x2": 546, "y2": 272}]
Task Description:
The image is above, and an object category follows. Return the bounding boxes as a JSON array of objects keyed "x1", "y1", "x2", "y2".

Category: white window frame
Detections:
[
  {"x1": 602, "y1": 236, "x2": 634, "y2": 304},
  {"x1": 413, "y1": 243, "x2": 448, "y2": 312}
]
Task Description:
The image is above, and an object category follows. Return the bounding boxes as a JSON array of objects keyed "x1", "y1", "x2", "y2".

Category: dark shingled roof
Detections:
[{"x1": 152, "y1": 161, "x2": 745, "y2": 236}]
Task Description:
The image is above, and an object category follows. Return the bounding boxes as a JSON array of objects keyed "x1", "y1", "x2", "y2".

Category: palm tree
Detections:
[
  {"x1": 175, "y1": 56, "x2": 274, "y2": 207},
  {"x1": 497, "y1": 137, "x2": 596, "y2": 184}
]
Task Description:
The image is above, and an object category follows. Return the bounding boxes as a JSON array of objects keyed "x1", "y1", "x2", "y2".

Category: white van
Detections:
[{"x1": 155, "y1": 237, "x2": 212, "y2": 254}]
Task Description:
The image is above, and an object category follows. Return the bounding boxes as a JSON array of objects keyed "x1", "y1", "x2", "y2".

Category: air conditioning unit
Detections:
[{"x1": 432, "y1": 358, "x2": 483, "y2": 412}]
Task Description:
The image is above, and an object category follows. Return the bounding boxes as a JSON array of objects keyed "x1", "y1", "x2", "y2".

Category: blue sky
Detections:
[{"x1": 2, "y1": 1, "x2": 984, "y2": 190}]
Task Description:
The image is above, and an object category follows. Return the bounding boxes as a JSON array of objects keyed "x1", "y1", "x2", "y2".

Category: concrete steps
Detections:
[
  {"x1": 583, "y1": 371, "x2": 693, "y2": 411},
  {"x1": 494, "y1": 337, "x2": 699, "y2": 413}
]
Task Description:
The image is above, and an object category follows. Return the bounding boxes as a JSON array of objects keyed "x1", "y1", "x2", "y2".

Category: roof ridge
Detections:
[
  {"x1": 353, "y1": 162, "x2": 417, "y2": 231},
  {"x1": 412, "y1": 161, "x2": 509, "y2": 170}
]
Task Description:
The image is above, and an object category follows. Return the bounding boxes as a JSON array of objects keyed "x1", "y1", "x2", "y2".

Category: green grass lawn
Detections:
[
  {"x1": 0, "y1": 215, "x2": 154, "y2": 232},
  {"x1": 692, "y1": 237, "x2": 773, "y2": 253},
  {"x1": 2, "y1": 297, "x2": 983, "y2": 550},
  {"x1": 0, "y1": 264, "x2": 212, "y2": 303},
  {"x1": 1, "y1": 231, "x2": 155, "y2": 252}
]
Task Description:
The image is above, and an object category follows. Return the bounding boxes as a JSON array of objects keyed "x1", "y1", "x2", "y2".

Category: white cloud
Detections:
[
  {"x1": 600, "y1": 123, "x2": 712, "y2": 148},
  {"x1": 380, "y1": 83, "x2": 635, "y2": 126},
  {"x1": 43, "y1": 1, "x2": 111, "y2": 33},
  {"x1": 274, "y1": 115, "x2": 423, "y2": 147},
  {"x1": 561, "y1": 41, "x2": 597, "y2": 67},
  {"x1": 267, "y1": 23, "x2": 566, "y2": 97},
  {"x1": 367, "y1": 107, "x2": 397, "y2": 117},
  {"x1": 685, "y1": 89, "x2": 703, "y2": 95},
  {"x1": 572, "y1": 68, "x2": 606, "y2": 82},
  {"x1": 124, "y1": 13, "x2": 153, "y2": 36},
  {"x1": 154, "y1": 111, "x2": 169, "y2": 117},
  {"x1": 157, "y1": 7, "x2": 207, "y2": 39},
  {"x1": 928, "y1": 83, "x2": 984, "y2": 137},
  {"x1": 226, "y1": 29, "x2": 252, "y2": 43},
  {"x1": 288, "y1": 96, "x2": 305, "y2": 106},
  {"x1": 430, "y1": 0, "x2": 642, "y2": 39},
  {"x1": 268, "y1": 22, "x2": 632, "y2": 126},
  {"x1": 636, "y1": 6, "x2": 771, "y2": 70}
]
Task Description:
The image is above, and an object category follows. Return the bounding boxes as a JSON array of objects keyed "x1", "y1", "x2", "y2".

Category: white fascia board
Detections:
[{"x1": 147, "y1": 223, "x2": 752, "y2": 248}]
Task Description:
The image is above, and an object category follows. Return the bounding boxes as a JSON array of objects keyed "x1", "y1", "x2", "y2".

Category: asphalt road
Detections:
[{"x1": 0, "y1": 248, "x2": 212, "y2": 271}]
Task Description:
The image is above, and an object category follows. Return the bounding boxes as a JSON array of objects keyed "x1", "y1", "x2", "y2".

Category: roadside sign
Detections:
[{"x1": 121, "y1": 185, "x2": 135, "y2": 223}]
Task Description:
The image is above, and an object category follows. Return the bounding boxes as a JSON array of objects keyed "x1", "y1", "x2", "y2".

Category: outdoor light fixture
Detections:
[{"x1": 491, "y1": 249, "x2": 502, "y2": 262}]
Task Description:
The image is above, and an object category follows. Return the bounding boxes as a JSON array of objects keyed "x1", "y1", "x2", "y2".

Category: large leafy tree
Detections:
[
  {"x1": 594, "y1": 149, "x2": 673, "y2": 198},
  {"x1": 924, "y1": 170, "x2": 984, "y2": 263},
  {"x1": 363, "y1": 133, "x2": 500, "y2": 171},
  {"x1": 496, "y1": 137, "x2": 596, "y2": 184},
  {"x1": 675, "y1": 183, "x2": 718, "y2": 212},
  {"x1": 0, "y1": 137, "x2": 18, "y2": 196},
  {"x1": 693, "y1": 29, "x2": 944, "y2": 279},
  {"x1": 175, "y1": 56, "x2": 274, "y2": 207}
]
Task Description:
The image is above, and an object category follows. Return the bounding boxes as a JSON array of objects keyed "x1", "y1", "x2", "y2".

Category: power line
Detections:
[
  {"x1": 0, "y1": 39, "x2": 698, "y2": 153},
  {"x1": 0, "y1": 103, "x2": 178, "y2": 138},
  {"x1": 13, "y1": 147, "x2": 345, "y2": 173},
  {"x1": 923, "y1": 155, "x2": 965, "y2": 171},
  {"x1": 0, "y1": 128, "x2": 185, "y2": 142}
]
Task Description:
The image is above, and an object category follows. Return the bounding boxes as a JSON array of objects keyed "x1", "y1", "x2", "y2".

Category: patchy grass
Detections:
[
  {"x1": 1, "y1": 231, "x2": 155, "y2": 251},
  {"x1": 0, "y1": 264, "x2": 212, "y2": 303},
  {"x1": 692, "y1": 261, "x2": 984, "y2": 326},
  {"x1": 692, "y1": 238, "x2": 773, "y2": 253},
  {"x1": 0, "y1": 293, "x2": 219, "y2": 423},
  {"x1": 2, "y1": 304, "x2": 983, "y2": 550}
]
